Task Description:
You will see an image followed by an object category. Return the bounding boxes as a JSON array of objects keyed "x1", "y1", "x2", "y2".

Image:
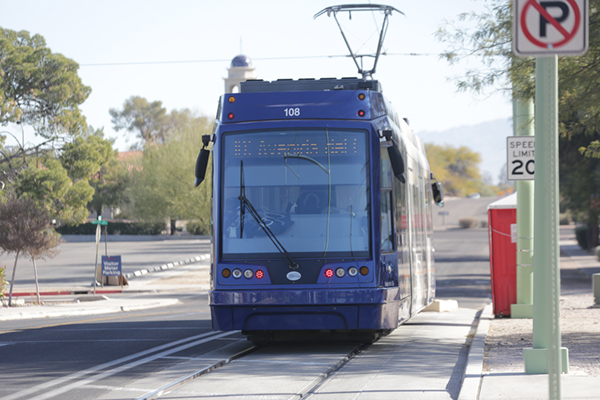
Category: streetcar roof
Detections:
[{"x1": 240, "y1": 77, "x2": 382, "y2": 93}]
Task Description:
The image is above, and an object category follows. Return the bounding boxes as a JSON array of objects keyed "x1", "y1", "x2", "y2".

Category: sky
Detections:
[{"x1": 0, "y1": 0, "x2": 513, "y2": 151}]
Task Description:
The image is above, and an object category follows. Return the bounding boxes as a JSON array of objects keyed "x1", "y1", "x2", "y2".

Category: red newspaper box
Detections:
[{"x1": 487, "y1": 194, "x2": 517, "y2": 317}]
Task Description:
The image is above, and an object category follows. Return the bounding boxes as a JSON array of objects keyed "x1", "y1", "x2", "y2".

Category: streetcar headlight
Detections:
[
  {"x1": 232, "y1": 268, "x2": 242, "y2": 279},
  {"x1": 335, "y1": 268, "x2": 346, "y2": 278},
  {"x1": 222, "y1": 268, "x2": 231, "y2": 278},
  {"x1": 348, "y1": 267, "x2": 358, "y2": 277},
  {"x1": 244, "y1": 269, "x2": 254, "y2": 279}
]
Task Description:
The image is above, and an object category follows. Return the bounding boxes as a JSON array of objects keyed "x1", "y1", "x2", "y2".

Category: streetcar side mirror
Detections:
[
  {"x1": 432, "y1": 181, "x2": 444, "y2": 207},
  {"x1": 387, "y1": 146, "x2": 406, "y2": 184},
  {"x1": 194, "y1": 149, "x2": 210, "y2": 187},
  {"x1": 195, "y1": 135, "x2": 212, "y2": 187}
]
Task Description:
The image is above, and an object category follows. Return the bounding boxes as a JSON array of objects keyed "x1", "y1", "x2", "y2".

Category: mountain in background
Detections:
[{"x1": 417, "y1": 118, "x2": 513, "y2": 185}]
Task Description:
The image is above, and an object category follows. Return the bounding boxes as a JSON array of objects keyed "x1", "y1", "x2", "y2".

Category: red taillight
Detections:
[
  {"x1": 324, "y1": 268, "x2": 334, "y2": 278},
  {"x1": 255, "y1": 269, "x2": 264, "y2": 279},
  {"x1": 228, "y1": 112, "x2": 235, "y2": 119},
  {"x1": 357, "y1": 110, "x2": 365, "y2": 117}
]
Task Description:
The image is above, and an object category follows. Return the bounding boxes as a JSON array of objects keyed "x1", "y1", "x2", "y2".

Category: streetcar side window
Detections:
[{"x1": 380, "y1": 146, "x2": 394, "y2": 252}]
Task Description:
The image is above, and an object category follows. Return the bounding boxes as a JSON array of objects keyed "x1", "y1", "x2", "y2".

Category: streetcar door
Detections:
[
  {"x1": 404, "y1": 156, "x2": 417, "y2": 315},
  {"x1": 380, "y1": 145, "x2": 400, "y2": 326}
]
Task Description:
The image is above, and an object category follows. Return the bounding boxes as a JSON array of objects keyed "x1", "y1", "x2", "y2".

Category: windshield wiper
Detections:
[
  {"x1": 284, "y1": 154, "x2": 330, "y2": 174},
  {"x1": 238, "y1": 161, "x2": 299, "y2": 270}
]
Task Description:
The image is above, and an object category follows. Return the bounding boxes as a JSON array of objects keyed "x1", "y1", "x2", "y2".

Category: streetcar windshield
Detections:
[{"x1": 221, "y1": 128, "x2": 370, "y2": 258}]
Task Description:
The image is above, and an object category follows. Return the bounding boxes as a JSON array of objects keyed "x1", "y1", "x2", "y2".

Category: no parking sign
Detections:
[{"x1": 514, "y1": 0, "x2": 588, "y2": 56}]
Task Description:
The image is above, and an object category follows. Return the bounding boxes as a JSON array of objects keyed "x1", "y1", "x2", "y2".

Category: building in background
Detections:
[{"x1": 224, "y1": 54, "x2": 257, "y2": 93}]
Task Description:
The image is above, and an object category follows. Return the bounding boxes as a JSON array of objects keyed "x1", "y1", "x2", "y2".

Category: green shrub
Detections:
[
  {"x1": 575, "y1": 226, "x2": 589, "y2": 249},
  {"x1": 56, "y1": 221, "x2": 165, "y2": 235},
  {"x1": 559, "y1": 213, "x2": 571, "y2": 225},
  {"x1": 187, "y1": 220, "x2": 210, "y2": 235},
  {"x1": 459, "y1": 217, "x2": 480, "y2": 229}
]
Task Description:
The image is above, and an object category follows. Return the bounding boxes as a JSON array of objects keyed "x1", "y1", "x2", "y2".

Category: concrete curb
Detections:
[
  {"x1": 125, "y1": 254, "x2": 210, "y2": 279},
  {"x1": 0, "y1": 298, "x2": 180, "y2": 321},
  {"x1": 61, "y1": 234, "x2": 211, "y2": 243},
  {"x1": 458, "y1": 302, "x2": 493, "y2": 400}
]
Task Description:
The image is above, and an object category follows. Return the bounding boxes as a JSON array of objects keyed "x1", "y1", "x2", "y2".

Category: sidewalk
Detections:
[{"x1": 461, "y1": 225, "x2": 600, "y2": 399}]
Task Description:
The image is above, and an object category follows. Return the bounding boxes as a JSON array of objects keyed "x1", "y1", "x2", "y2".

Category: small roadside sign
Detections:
[
  {"x1": 514, "y1": 0, "x2": 588, "y2": 56},
  {"x1": 507, "y1": 136, "x2": 535, "y2": 181},
  {"x1": 91, "y1": 219, "x2": 108, "y2": 225},
  {"x1": 101, "y1": 256, "x2": 122, "y2": 276}
]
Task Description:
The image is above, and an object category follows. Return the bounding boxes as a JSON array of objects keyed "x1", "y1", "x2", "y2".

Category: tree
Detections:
[
  {"x1": 425, "y1": 143, "x2": 489, "y2": 197},
  {"x1": 130, "y1": 114, "x2": 212, "y2": 233},
  {"x1": 0, "y1": 27, "x2": 90, "y2": 139},
  {"x1": 88, "y1": 153, "x2": 131, "y2": 218},
  {"x1": 14, "y1": 157, "x2": 94, "y2": 225},
  {"x1": 59, "y1": 127, "x2": 126, "y2": 217},
  {"x1": 60, "y1": 128, "x2": 114, "y2": 181},
  {"x1": 109, "y1": 96, "x2": 169, "y2": 148},
  {"x1": 0, "y1": 198, "x2": 61, "y2": 306},
  {"x1": 559, "y1": 128, "x2": 600, "y2": 248},
  {"x1": 0, "y1": 27, "x2": 94, "y2": 216}
]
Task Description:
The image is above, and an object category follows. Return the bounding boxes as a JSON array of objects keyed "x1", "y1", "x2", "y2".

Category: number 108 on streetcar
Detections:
[{"x1": 507, "y1": 136, "x2": 535, "y2": 181}]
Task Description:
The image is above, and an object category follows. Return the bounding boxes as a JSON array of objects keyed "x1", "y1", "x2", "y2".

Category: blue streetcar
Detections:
[{"x1": 194, "y1": 77, "x2": 444, "y2": 343}]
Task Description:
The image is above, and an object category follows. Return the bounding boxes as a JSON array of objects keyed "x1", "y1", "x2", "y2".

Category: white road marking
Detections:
[{"x1": 1, "y1": 330, "x2": 230, "y2": 400}]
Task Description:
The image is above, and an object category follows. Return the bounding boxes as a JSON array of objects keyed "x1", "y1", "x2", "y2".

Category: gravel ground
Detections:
[{"x1": 484, "y1": 255, "x2": 600, "y2": 377}]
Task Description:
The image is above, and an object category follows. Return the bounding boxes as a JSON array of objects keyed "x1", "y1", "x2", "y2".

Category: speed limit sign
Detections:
[{"x1": 507, "y1": 136, "x2": 535, "y2": 180}]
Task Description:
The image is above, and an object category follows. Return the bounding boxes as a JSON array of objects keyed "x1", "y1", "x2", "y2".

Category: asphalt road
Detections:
[
  {"x1": 0, "y1": 292, "x2": 236, "y2": 400},
  {"x1": 432, "y1": 196, "x2": 498, "y2": 228},
  {"x1": 434, "y1": 228, "x2": 492, "y2": 309},
  {"x1": 3, "y1": 239, "x2": 211, "y2": 288}
]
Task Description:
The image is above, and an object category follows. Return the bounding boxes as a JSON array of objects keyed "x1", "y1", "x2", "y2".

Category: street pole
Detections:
[
  {"x1": 93, "y1": 222, "x2": 100, "y2": 295},
  {"x1": 511, "y1": 97, "x2": 534, "y2": 319},
  {"x1": 523, "y1": 56, "x2": 568, "y2": 399}
]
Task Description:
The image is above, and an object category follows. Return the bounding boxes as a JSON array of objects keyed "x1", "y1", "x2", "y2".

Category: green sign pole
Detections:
[
  {"x1": 523, "y1": 56, "x2": 569, "y2": 393},
  {"x1": 93, "y1": 223, "x2": 100, "y2": 295},
  {"x1": 514, "y1": 2, "x2": 587, "y2": 398},
  {"x1": 511, "y1": 96, "x2": 534, "y2": 319}
]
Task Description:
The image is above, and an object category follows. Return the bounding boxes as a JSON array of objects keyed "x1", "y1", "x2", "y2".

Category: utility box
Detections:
[{"x1": 488, "y1": 193, "x2": 517, "y2": 317}]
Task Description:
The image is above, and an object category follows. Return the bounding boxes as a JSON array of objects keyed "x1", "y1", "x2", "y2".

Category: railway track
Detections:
[
  {"x1": 136, "y1": 337, "x2": 367, "y2": 400},
  {"x1": 3, "y1": 329, "x2": 367, "y2": 400}
]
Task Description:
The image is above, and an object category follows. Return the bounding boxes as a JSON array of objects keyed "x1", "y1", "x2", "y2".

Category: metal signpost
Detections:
[
  {"x1": 91, "y1": 216, "x2": 108, "y2": 295},
  {"x1": 438, "y1": 211, "x2": 449, "y2": 226},
  {"x1": 514, "y1": 1, "x2": 588, "y2": 399},
  {"x1": 508, "y1": 102, "x2": 535, "y2": 320}
]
